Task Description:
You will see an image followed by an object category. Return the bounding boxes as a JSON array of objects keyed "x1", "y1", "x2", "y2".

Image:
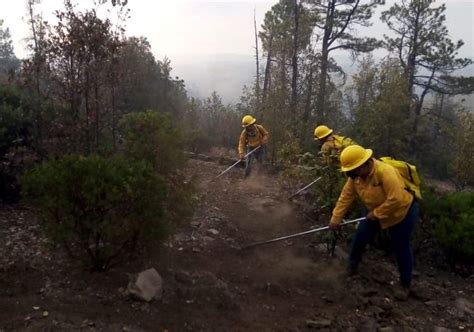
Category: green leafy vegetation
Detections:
[
  {"x1": 119, "y1": 110, "x2": 196, "y2": 227},
  {"x1": 426, "y1": 191, "x2": 474, "y2": 268},
  {"x1": 0, "y1": 85, "x2": 32, "y2": 201},
  {"x1": 21, "y1": 155, "x2": 168, "y2": 270}
]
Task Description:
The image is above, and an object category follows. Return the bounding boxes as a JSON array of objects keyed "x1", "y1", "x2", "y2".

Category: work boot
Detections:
[
  {"x1": 393, "y1": 284, "x2": 410, "y2": 301},
  {"x1": 344, "y1": 264, "x2": 358, "y2": 279}
]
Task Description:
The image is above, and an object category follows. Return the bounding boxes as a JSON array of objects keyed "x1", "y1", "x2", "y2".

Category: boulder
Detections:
[
  {"x1": 127, "y1": 268, "x2": 163, "y2": 302},
  {"x1": 433, "y1": 327, "x2": 452, "y2": 332},
  {"x1": 455, "y1": 297, "x2": 474, "y2": 317},
  {"x1": 207, "y1": 229, "x2": 219, "y2": 236},
  {"x1": 306, "y1": 318, "x2": 332, "y2": 328}
]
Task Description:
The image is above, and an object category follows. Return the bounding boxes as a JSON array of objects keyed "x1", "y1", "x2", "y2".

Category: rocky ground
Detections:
[{"x1": 0, "y1": 158, "x2": 473, "y2": 331}]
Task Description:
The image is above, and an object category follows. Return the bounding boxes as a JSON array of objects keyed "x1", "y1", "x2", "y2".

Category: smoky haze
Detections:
[{"x1": 2, "y1": 0, "x2": 473, "y2": 104}]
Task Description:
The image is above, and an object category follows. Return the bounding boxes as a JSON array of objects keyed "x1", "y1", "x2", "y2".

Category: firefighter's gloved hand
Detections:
[
  {"x1": 239, "y1": 153, "x2": 245, "y2": 160},
  {"x1": 366, "y1": 211, "x2": 377, "y2": 222},
  {"x1": 328, "y1": 222, "x2": 340, "y2": 230}
]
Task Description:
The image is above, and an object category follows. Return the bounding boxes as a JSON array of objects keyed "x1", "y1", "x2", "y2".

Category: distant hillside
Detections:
[
  {"x1": 169, "y1": 54, "x2": 255, "y2": 104},
  {"x1": 168, "y1": 53, "x2": 474, "y2": 109}
]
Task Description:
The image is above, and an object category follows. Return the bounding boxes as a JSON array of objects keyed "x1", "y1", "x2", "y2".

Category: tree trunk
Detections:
[
  {"x1": 254, "y1": 7, "x2": 260, "y2": 107},
  {"x1": 262, "y1": 34, "x2": 273, "y2": 103},
  {"x1": 303, "y1": 66, "x2": 314, "y2": 129},
  {"x1": 316, "y1": 0, "x2": 334, "y2": 123},
  {"x1": 111, "y1": 81, "x2": 117, "y2": 150},
  {"x1": 27, "y1": 0, "x2": 44, "y2": 157},
  {"x1": 94, "y1": 81, "x2": 100, "y2": 149},
  {"x1": 298, "y1": 65, "x2": 315, "y2": 142},
  {"x1": 85, "y1": 70, "x2": 91, "y2": 154},
  {"x1": 413, "y1": 69, "x2": 435, "y2": 134},
  {"x1": 406, "y1": 4, "x2": 421, "y2": 98},
  {"x1": 290, "y1": 0, "x2": 299, "y2": 113}
]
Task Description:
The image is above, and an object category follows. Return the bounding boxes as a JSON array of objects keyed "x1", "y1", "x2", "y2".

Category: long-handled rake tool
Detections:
[
  {"x1": 209, "y1": 145, "x2": 262, "y2": 183},
  {"x1": 287, "y1": 177, "x2": 322, "y2": 200},
  {"x1": 241, "y1": 217, "x2": 365, "y2": 250}
]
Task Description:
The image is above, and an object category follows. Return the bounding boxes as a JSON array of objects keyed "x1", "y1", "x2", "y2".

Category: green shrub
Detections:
[
  {"x1": 21, "y1": 155, "x2": 168, "y2": 270},
  {"x1": 119, "y1": 110, "x2": 185, "y2": 175},
  {"x1": 419, "y1": 186, "x2": 438, "y2": 222},
  {"x1": 275, "y1": 131, "x2": 304, "y2": 173},
  {"x1": 313, "y1": 164, "x2": 347, "y2": 212},
  {"x1": 449, "y1": 111, "x2": 474, "y2": 189},
  {"x1": 0, "y1": 103, "x2": 31, "y2": 157},
  {"x1": 119, "y1": 110, "x2": 196, "y2": 227},
  {"x1": 0, "y1": 85, "x2": 32, "y2": 202},
  {"x1": 276, "y1": 132, "x2": 347, "y2": 215},
  {"x1": 184, "y1": 128, "x2": 212, "y2": 154},
  {"x1": 428, "y1": 191, "x2": 474, "y2": 267}
]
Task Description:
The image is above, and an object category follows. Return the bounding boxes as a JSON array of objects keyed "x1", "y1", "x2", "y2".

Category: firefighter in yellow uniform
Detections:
[
  {"x1": 329, "y1": 145, "x2": 419, "y2": 298},
  {"x1": 238, "y1": 115, "x2": 270, "y2": 177},
  {"x1": 313, "y1": 125, "x2": 356, "y2": 211},
  {"x1": 314, "y1": 125, "x2": 355, "y2": 165}
]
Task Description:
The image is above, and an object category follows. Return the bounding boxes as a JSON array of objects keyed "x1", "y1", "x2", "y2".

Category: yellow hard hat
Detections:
[
  {"x1": 314, "y1": 125, "x2": 333, "y2": 140},
  {"x1": 340, "y1": 145, "x2": 373, "y2": 172},
  {"x1": 242, "y1": 115, "x2": 256, "y2": 127}
]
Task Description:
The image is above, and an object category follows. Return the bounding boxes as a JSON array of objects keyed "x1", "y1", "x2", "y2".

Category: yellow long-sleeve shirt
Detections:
[
  {"x1": 330, "y1": 159, "x2": 414, "y2": 229},
  {"x1": 238, "y1": 124, "x2": 269, "y2": 156}
]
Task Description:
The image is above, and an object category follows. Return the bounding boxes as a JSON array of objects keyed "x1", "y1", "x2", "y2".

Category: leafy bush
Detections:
[
  {"x1": 276, "y1": 133, "x2": 320, "y2": 201},
  {"x1": 313, "y1": 163, "x2": 347, "y2": 213},
  {"x1": 184, "y1": 128, "x2": 212, "y2": 154},
  {"x1": 21, "y1": 155, "x2": 168, "y2": 270},
  {"x1": 119, "y1": 110, "x2": 196, "y2": 227},
  {"x1": 276, "y1": 131, "x2": 307, "y2": 177},
  {"x1": 427, "y1": 191, "x2": 474, "y2": 268},
  {"x1": 449, "y1": 111, "x2": 474, "y2": 189},
  {"x1": 119, "y1": 110, "x2": 185, "y2": 175},
  {"x1": 276, "y1": 132, "x2": 346, "y2": 215},
  {"x1": 0, "y1": 85, "x2": 32, "y2": 202}
]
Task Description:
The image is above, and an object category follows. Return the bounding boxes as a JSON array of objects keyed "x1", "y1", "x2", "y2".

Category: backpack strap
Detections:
[
  {"x1": 335, "y1": 135, "x2": 353, "y2": 149},
  {"x1": 333, "y1": 135, "x2": 344, "y2": 149},
  {"x1": 373, "y1": 160, "x2": 386, "y2": 186},
  {"x1": 406, "y1": 162, "x2": 414, "y2": 183}
]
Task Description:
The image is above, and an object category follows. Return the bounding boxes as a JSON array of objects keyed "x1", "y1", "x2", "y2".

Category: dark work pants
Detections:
[
  {"x1": 349, "y1": 202, "x2": 419, "y2": 287},
  {"x1": 245, "y1": 145, "x2": 266, "y2": 177}
]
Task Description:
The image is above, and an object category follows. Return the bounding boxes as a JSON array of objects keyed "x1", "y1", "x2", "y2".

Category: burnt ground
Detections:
[{"x1": 0, "y1": 158, "x2": 473, "y2": 331}]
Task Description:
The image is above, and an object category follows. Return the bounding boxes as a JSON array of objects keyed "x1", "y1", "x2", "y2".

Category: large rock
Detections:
[
  {"x1": 455, "y1": 297, "x2": 474, "y2": 317},
  {"x1": 127, "y1": 268, "x2": 163, "y2": 302},
  {"x1": 433, "y1": 327, "x2": 452, "y2": 332},
  {"x1": 207, "y1": 228, "x2": 219, "y2": 236},
  {"x1": 306, "y1": 318, "x2": 332, "y2": 328},
  {"x1": 378, "y1": 327, "x2": 396, "y2": 332}
]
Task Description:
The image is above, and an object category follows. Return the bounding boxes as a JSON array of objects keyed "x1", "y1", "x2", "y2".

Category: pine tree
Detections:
[
  {"x1": 309, "y1": 0, "x2": 381, "y2": 122},
  {"x1": 0, "y1": 20, "x2": 20, "y2": 80},
  {"x1": 381, "y1": 0, "x2": 473, "y2": 136}
]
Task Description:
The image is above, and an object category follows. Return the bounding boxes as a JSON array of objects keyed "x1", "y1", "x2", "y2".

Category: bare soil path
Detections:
[{"x1": 0, "y1": 158, "x2": 473, "y2": 331}]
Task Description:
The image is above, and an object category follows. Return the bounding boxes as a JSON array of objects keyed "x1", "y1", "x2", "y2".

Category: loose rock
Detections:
[{"x1": 127, "y1": 268, "x2": 163, "y2": 302}]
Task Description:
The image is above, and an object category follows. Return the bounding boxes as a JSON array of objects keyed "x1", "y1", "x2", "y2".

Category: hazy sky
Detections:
[
  {"x1": 1, "y1": 0, "x2": 472, "y2": 103},
  {"x1": 2, "y1": 0, "x2": 472, "y2": 61},
  {"x1": 2, "y1": 0, "x2": 276, "y2": 60}
]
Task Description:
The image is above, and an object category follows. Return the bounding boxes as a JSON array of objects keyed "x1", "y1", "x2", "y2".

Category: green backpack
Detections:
[{"x1": 379, "y1": 157, "x2": 422, "y2": 200}]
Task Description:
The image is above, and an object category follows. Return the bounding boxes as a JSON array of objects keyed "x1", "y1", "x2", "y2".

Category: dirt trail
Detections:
[{"x1": 0, "y1": 158, "x2": 473, "y2": 331}]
